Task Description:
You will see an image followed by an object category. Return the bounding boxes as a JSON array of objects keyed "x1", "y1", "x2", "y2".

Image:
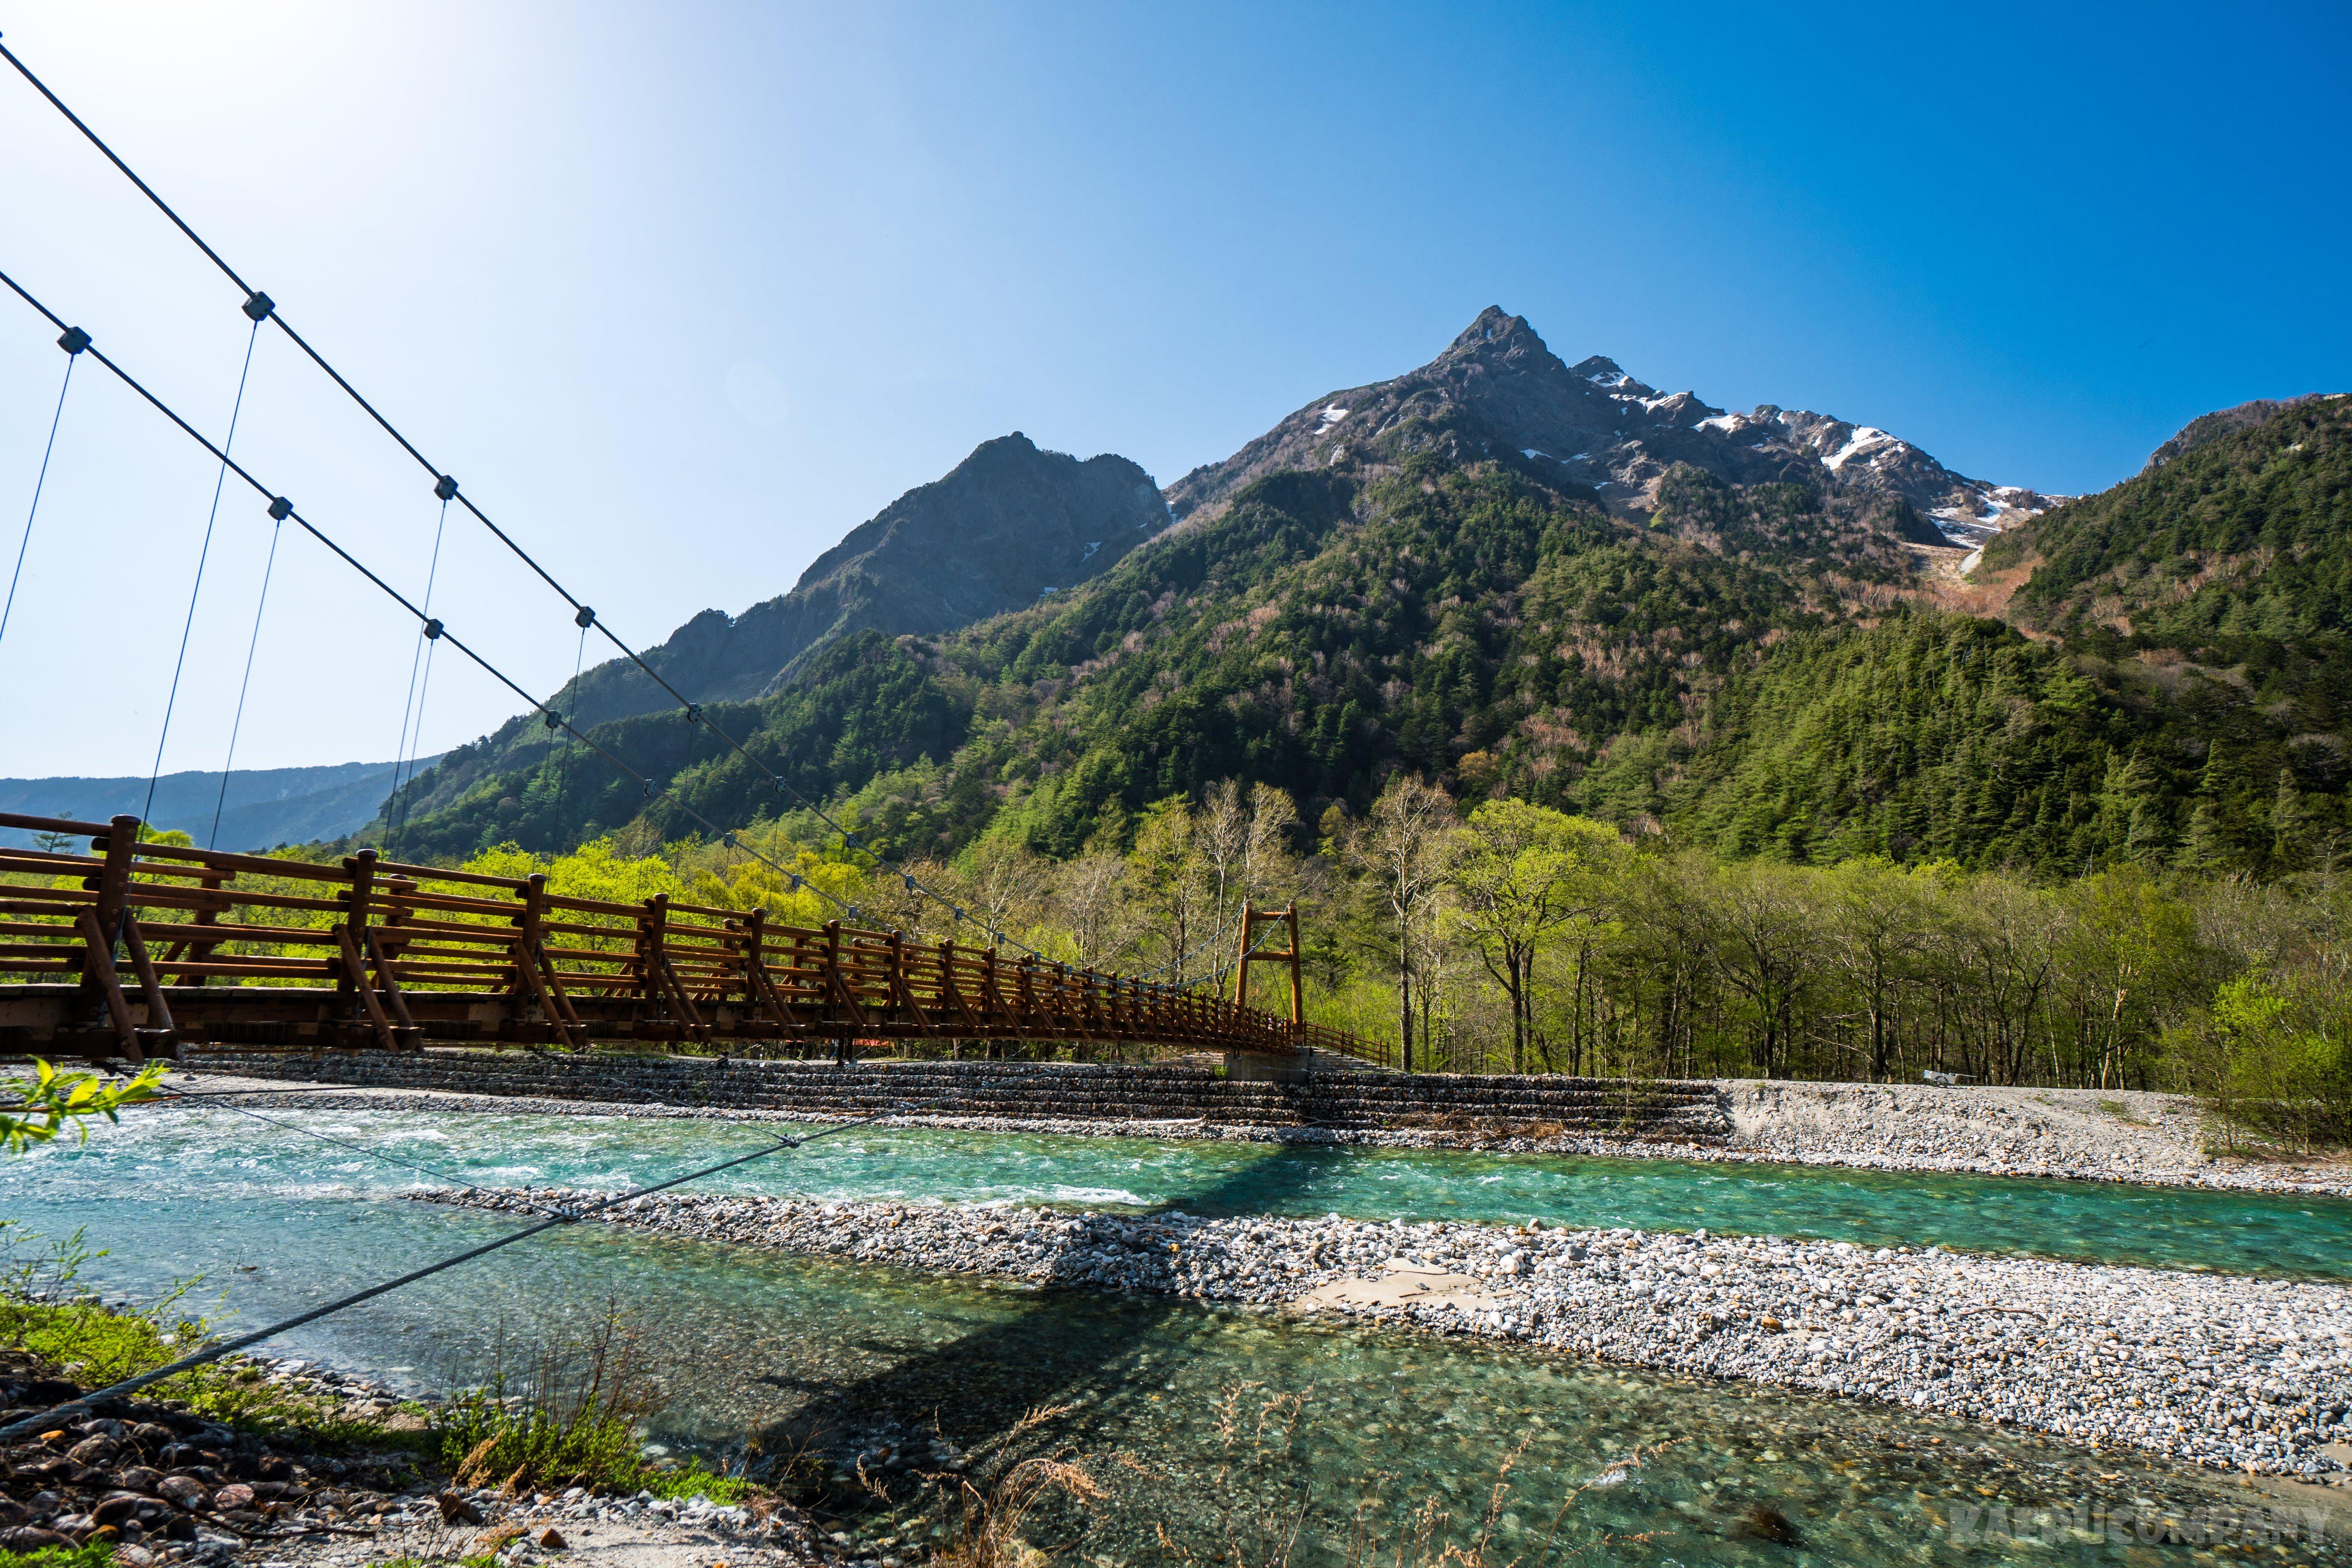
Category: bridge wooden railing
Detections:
[{"x1": 0, "y1": 813, "x2": 1392, "y2": 1068}]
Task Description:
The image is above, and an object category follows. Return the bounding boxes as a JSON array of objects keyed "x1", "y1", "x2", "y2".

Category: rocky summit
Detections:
[{"x1": 1164, "y1": 306, "x2": 2054, "y2": 544}]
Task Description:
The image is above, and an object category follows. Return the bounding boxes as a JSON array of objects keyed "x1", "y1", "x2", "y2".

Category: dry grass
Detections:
[{"x1": 921, "y1": 1403, "x2": 1103, "y2": 1568}]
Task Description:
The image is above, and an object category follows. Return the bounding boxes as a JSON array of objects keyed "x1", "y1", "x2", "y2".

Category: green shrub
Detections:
[
  {"x1": 0, "y1": 1544, "x2": 116, "y2": 1568},
  {"x1": 428, "y1": 1302, "x2": 755, "y2": 1503}
]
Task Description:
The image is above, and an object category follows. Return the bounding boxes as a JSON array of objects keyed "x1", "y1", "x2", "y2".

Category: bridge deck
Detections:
[{"x1": 0, "y1": 814, "x2": 1383, "y2": 1067}]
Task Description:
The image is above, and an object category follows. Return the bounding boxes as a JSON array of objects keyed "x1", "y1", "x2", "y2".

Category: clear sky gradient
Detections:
[{"x1": 2, "y1": 1, "x2": 2346, "y2": 778}]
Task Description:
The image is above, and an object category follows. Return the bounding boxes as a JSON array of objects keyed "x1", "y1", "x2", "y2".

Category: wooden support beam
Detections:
[
  {"x1": 337, "y1": 927, "x2": 399, "y2": 1050},
  {"x1": 73, "y1": 815, "x2": 141, "y2": 1035},
  {"x1": 73, "y1": 907, "x2": 140, "y2": 1061},
  {"x1": 887, "y1": 930, "x2": 935, "y2": 1035},
  {"x1": 121, "y1": 921, "x2": 181, "y2": 1060},
  {"x1": 364, "y1": 927, "x2": 420, "y2": 1045}
]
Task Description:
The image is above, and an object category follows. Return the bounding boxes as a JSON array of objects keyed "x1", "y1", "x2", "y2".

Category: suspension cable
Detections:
[
  {"x1": 385, "y1": 497, "x2": 453, "y2": 858},
  {"x1": 208, "y1": 511, "x2": 283, "y2": 850},
  {"x1": 0, "y1": 267, "x2": 862, "y2": 923},
  {"x1": 0, "y1": 40, "x2": 1054, "y2": 961},
  {"x1": 0, "y1": 344, "x2": 77, "y2": 653},
  {"x1": 548, "y1": 618, "x2": 589, "y2": 827},
  {"x1": 142, "y1": 317, "x2": 261, "y2": 834}
]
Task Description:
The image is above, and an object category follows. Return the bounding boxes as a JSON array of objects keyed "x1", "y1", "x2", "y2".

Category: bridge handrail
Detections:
[{"x1": 0, "y1": 812, "x2": 1393, "y2": 1067}]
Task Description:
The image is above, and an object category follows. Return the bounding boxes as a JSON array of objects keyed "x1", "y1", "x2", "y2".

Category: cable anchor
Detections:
[
  {"x1": 421, "y1": 618, "x2": 443, "y2": 640},
  {"x1": 242, "y1": 292, "x2": 275, "y2": 322},
  {"x1": 542, "y1": 708, "x2": 563, "y2": 729},
  {"x1": 56, "y1": 326, "x2": 89, "y2": 355},
  {"x1": 434, "y1": 474, "x2": 459, "y2": 502},
  {"x1": 574, "y1": 605, "x2": 595, "y2": 629},
  {"x1": 267, "y1": 497, "x2": 292, "y2": 521}
]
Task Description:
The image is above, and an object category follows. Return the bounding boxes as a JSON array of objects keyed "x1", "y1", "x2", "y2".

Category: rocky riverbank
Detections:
[
  {"x1": 1722, "y1": 1081, "x2": 2352, "y2": 1198},
  {"x1": 170, "y1": 1068, "x2": 2352, "y2": 1199},
  {"x1": 424, "y1": 1187, "x2": 2352, "y2": 1480},
  {"x1": 0, "y1": 1341, "x2": 832, "y2": 1568}
]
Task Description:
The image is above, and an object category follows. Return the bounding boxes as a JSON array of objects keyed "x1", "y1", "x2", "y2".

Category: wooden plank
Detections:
[
  {"x1": 126, "y1": 842, "x2": 352, "y2": 881},
  {"x1": 0, "y1": 848, "x2": 107, "y2": 874},
  {"x1": 0, "y1": 809, "x2": 116, "y2": 837},
  {"x1": 363, "y1": 857, "x2": 532, "y2": 892}
]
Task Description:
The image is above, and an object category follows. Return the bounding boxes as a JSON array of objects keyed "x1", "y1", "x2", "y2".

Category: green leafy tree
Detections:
[{"x1": 1448, "y1": 801, "x2": 1618, "y2": 1073}]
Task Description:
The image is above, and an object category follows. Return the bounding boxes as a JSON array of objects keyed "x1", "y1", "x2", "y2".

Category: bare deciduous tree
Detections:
[{"x1": 1345, "y1": 773, "x2": 1455, "y2": 1070}]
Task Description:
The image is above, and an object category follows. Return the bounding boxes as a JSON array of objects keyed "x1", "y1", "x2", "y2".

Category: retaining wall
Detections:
[{"x1": 186, "y1": 1049, "x2": 1730, "y2": 1140}]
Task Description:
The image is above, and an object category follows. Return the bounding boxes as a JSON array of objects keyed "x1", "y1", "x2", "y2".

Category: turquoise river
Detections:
[{"x1": 5, "y1": 1105, "x2": 2347, "y2": 1567}]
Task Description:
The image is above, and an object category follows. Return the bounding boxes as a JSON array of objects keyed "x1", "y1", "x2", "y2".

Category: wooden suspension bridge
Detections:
[{"x1": 0, "y1": 813, "x2": 1384, "y2": 1076}]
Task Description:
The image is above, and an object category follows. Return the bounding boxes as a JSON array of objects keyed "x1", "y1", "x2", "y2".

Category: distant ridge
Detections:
[{"x1": 0, "y1": 757, "x2": 429, "y2": 851}]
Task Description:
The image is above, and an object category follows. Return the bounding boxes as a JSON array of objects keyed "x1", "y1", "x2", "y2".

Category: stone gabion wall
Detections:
[{"x1": 186, "y1": 1049, "x2": 1730, "y2": 1139}]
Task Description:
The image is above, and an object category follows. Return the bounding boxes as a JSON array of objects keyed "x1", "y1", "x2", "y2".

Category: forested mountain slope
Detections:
[
  {"x1": 382, "y1": 433, "x2": 1168, "y2": 827},
  {"x1": 1979, "y1": 394, "x2": 2351, "y2": 659},
  {"x1": 374, "y1": 316, "x2": 2350, "y2": 882}
]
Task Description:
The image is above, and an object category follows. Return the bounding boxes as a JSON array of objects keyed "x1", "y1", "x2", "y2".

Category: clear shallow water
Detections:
[
  {"x1": 27, "y1": 1105, "x2": 2351, "y2": 1278},
  {"x1": 3, "y1": 1124, "x2": 2326, "y2": 1568}
]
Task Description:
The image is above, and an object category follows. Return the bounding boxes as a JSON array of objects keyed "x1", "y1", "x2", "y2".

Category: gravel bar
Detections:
[{"x1": 422, "y1": 1187, "x2": 2352, "y2": 1480}]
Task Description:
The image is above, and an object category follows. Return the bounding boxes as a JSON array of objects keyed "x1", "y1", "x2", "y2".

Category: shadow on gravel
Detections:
[{"x1": 746, "y1": 1143, "x2": 1335, "y2": 1495}]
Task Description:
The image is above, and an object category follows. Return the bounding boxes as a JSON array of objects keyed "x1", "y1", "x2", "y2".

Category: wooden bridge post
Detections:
[
  {"x1": 736, "y1": 907, "x2": 799, "y2": 1043},
  {"x1": 68, "y1": 815, "x2": 144, "y2": 1059},
  {"x1": 508, "y1": 874, "x2": 566, "y2": 1047},
  {"x1": 977, "y1": 944, "x2": 1010, "y2": 1059},
  {"x1": 825, "y1": 919, "x2": 851, "y2": 1065},
  {"x1": 941, "y1": 938, "x2": 959, "y2": 1059},
  {"x1": 637, "y1": 893, "x2": 706, "y2": 1047},
  {"x1": 335, "y1": 849, "x2": 403, "y2": 1050},
  {"x1": 740, "y1": 906, "x2": 765, "y2": 1014},
  {"x1": 636, "y1": 893, "x2": 671, "y2": 1043},
  {"x1": 1014, "y1": 954, "x2": 1039, "y2": 1053}
]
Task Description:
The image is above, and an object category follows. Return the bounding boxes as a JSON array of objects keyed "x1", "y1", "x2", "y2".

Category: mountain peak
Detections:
[
  {"x1": 1164, "y1": 310, "x2": 2048, "y2": 545},
  {"x1": 1446, "y1": 306, "x2": 1542, "y2": 355}
]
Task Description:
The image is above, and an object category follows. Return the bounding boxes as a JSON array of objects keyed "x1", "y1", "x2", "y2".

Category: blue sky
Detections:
[{"x1": 2, "y1": 1, "x2": 2346, "y2": 777}]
